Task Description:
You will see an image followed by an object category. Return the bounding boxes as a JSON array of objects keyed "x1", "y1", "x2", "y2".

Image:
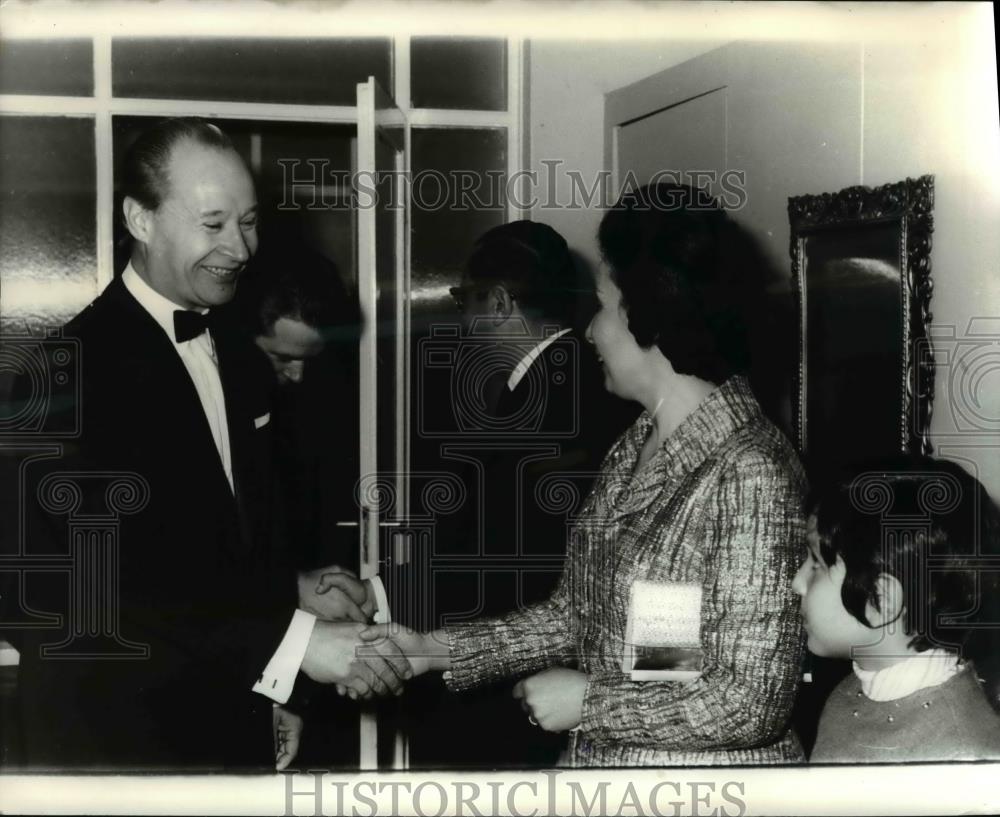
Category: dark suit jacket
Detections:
[
  {"x1": 271, "y1": 356, "x2": 360, "y2": 572},
  {"x1": 429, "y1": 328, "x2": 638, "y2": 614},
  {"x1": 4, "y1": 277, "x2": 297, "y2": 771},
  {"x1": 401, "y1": 328, "x2": 638, "y2": 768}
]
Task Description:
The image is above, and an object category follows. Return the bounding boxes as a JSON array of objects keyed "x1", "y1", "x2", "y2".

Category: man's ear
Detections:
[
  {"x1": 487, "y1": 284, "x2": 515, "y2": 326},
  {"x1": 865, "y1": 573, "x2": 905, "y2": 629},
  {"x1": 122, "y1": 196, "x2": 154, "y2": 244}
]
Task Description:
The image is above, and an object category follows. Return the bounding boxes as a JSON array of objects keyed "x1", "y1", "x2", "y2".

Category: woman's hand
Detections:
[
  {"x1": 358, "y1": 624, "x2": 451, "y2": 677},
  {"x1": 512, "y1": 668, "x2": 588, "y2": 732}
]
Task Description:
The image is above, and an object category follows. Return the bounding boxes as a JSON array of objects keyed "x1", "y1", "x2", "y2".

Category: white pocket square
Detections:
[{"x1": 254, "y1": 412, "x2": 270, "y2": 429}]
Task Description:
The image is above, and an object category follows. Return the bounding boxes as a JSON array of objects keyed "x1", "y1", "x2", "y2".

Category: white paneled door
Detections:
[{"x1": 355, "y1": 76, "x2": 410, "y2": 770}]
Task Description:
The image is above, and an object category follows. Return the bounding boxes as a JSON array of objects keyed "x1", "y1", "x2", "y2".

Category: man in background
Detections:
[
  {"x1": 229, "y1": 239, "x2": 382, "y2": 766},
  {"x1": 443, "y1": 220, "x2": 637, "y2": 609},
  {"x1": 408, "y1": 220, "x2": 638, "y2": 767},
  {"x1": 229, "y1": 239, "x2": 362, "y2": 576}
]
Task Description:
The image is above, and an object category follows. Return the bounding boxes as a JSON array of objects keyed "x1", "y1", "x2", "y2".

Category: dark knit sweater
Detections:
[{"x1": 812, "y1": 665, "x2": 1000, "y2": 763}]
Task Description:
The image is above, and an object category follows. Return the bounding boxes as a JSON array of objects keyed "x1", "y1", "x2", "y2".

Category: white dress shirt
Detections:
[
  {"x1": 122, "y1": 263, "x2": 234, "y2": 491},
  {"x1": 121, "y1": 263, "x2": 315, "y2": 704},
  {"x1": 506, "y1": 326, "x2": 571, "y2": 391}
]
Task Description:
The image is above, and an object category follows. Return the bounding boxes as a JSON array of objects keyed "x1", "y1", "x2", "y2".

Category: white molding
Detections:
[
  {"x1": 388, "y1": 47, "x2": 415, "y2": 770},
  {"x1": 355, "y1": 77, "x2": 379, "y2": 580},
  {"x1": 610, "y1": 124, "x2": 621, "y2": 194},
  {"x1": 355, "y1": 77, "x2": 379, "y2": 775},
  {"x1": 401, "y1": 122, "x2": 412, "y2": 531},
  {"x1": 93, "y1": 34, "x2": 114, "y2": 292},
  {"x1": 0, "y1": 96, "x2": 360, "y2": 123},
  {"x1": 106, "y1": 98, "x2": 361, "y2": 123},
  {"x1": 507, "y1": 37, "x2": 525, "y2": 220},
  {"x1": 394, "y1": 34, "x2": 411, "y2": 112},
  {"x1": 2, "y1": 90, "x2": 512, "y2": 131},
  {"x1": 393, "y1": 144, "x2": 409, "y2": 526},
  {"x1": 392, "y1": 124, "x2": 411, "y2": 775},
  {"x1": 0, "y1": 95, "x2": 98, "y2": 116},
  {"x1": 407, "y1": 108, "x2": 512, "y2": 128}
]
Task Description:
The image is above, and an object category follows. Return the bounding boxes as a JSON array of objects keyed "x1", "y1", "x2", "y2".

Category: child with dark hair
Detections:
[{"x1": 794, "y1": 455, "x2": 1000, "y2": 762}]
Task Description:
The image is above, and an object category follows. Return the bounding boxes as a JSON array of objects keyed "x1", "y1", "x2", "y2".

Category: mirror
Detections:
[{"x1": 788, "y1": 175, "x2": 935, "y2": 468}]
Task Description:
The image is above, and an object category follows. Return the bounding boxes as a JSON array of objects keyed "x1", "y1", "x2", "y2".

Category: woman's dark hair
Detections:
[
  {"x1": 464, "y1": 220, "x2": 582, "y2": 326},
  {"x1": 597, "y1": 183, "x2": 757, "y2": 384},
  {"x1": 122, "y1": 117, "x2": 236, "y2": 210},
  {"x1": 809, "y1": 454, "x2": 1000, "y2": 709}
]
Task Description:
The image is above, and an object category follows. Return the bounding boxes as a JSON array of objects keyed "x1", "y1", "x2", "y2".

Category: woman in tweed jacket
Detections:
[{"x1": 365, "y1": 184, "x2": 807, "y2": 766}]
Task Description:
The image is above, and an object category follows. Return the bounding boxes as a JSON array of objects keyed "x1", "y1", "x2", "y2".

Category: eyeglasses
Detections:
[
  {"x1": 449, "y1": 285, "x2": 490, "y2": 312},
  {"x1": 449, "y1": 285, "x2": 595, "y2": 311}
]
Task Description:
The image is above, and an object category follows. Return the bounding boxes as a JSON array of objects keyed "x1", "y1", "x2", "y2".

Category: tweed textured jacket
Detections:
[{"x1": 444, "y1": 376, "x2": 807, "y2": 766}]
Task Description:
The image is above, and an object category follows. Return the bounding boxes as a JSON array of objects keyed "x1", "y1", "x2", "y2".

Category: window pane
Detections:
[
  {"x1": 112, "y1": 37, "x2": 391, "y2": 106},
  {"x1": 408, "y1": 126, "x2": 507, "y2": 463},
  {"x1": 0, "y1": 39, "x2": 94, "y2": 97},
  {"x1": 410, "y1": 127, "x2": 507, "y2": 298},
  {"x1": 0, "y1": 117, "x2": 97, "y2": 334},
  {"x1": 410, "y1": 37, "x2": 506, "y2": 111}
]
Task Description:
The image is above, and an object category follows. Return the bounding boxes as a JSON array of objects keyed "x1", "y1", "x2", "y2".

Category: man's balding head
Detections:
[{"x1": 121, "y1": 118, "x2": 258, "y2": 310}]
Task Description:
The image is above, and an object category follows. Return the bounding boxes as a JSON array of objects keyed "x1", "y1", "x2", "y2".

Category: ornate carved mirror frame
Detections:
[{"x1": 788, "y1": 175, "x2": 935, "y2": 465}]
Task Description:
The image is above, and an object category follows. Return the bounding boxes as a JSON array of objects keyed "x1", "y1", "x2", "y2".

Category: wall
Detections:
[
  {"x1": 527, "y1": 39, "x2": 724, "y2": 274},
  {"x1": 862, "y1": 24, "x2": 1000, "y2": 500},
  {"x1": 527, "y1": 16, "x2": 1000, "y2": 499}
]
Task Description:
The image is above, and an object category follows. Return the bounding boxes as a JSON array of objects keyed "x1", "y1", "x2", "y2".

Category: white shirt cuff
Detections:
[
  {"x1": 251, "y1": 609, "x2": 317, "y2": 704},
  {"x1": 369, "y1": 576, "x2": 391, "y2": 624}
]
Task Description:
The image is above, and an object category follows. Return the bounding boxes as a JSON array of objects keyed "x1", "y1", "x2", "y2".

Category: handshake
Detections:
[
  {"x1": 295, "y1": 565, "x2": 450, "y2": 701},
  {"x1": 274, "y1": 565, "x2": 447, "y2": 770}
]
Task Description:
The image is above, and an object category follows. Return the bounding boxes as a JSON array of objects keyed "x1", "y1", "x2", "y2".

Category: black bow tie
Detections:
[{"x1": 173, "y1": 310, "x2": 212, "y2": 343}]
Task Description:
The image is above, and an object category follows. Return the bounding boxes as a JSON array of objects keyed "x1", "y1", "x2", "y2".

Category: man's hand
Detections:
[
  {"x1": 300, "y1": 621, "x2": 411, "y2": 699},
  {"x1": 512, "y1": 668, "x2": 588, "y2": 732},
  {"x1": 272, "y1": 704, "x2": 303, "y2": 771},
  {"x1": 297, "y1": 565, "x2": 372, "y2": 623},
  {"x1": 316, "y1": 569, "x2": 377, "y2": 620},
  {"x1": 358, "y1": 624, "x2": 450, "y2": 677}
]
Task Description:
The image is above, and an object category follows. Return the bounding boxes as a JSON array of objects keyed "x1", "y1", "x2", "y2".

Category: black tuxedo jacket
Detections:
[{"x1": 5, "y1": 277, "x2": 298, "y2": 770}]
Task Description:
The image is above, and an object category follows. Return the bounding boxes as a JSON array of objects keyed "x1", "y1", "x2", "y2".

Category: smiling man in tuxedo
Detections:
[{"x1": 6, "y1": 118, "x2": 408, "y2": 771}]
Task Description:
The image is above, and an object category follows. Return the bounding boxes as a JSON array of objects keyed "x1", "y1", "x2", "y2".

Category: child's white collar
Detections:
[{"x1": 852, "y1": 648, "x2": 961, "y2": 702}]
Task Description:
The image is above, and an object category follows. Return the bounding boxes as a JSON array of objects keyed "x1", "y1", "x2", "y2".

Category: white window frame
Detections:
[
  {"x1": 0, "y1": 31, "x2": 525, "y2": 772},
  {"x1": 0, "y1": 33, "x2": 525, "y2": 288}
]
